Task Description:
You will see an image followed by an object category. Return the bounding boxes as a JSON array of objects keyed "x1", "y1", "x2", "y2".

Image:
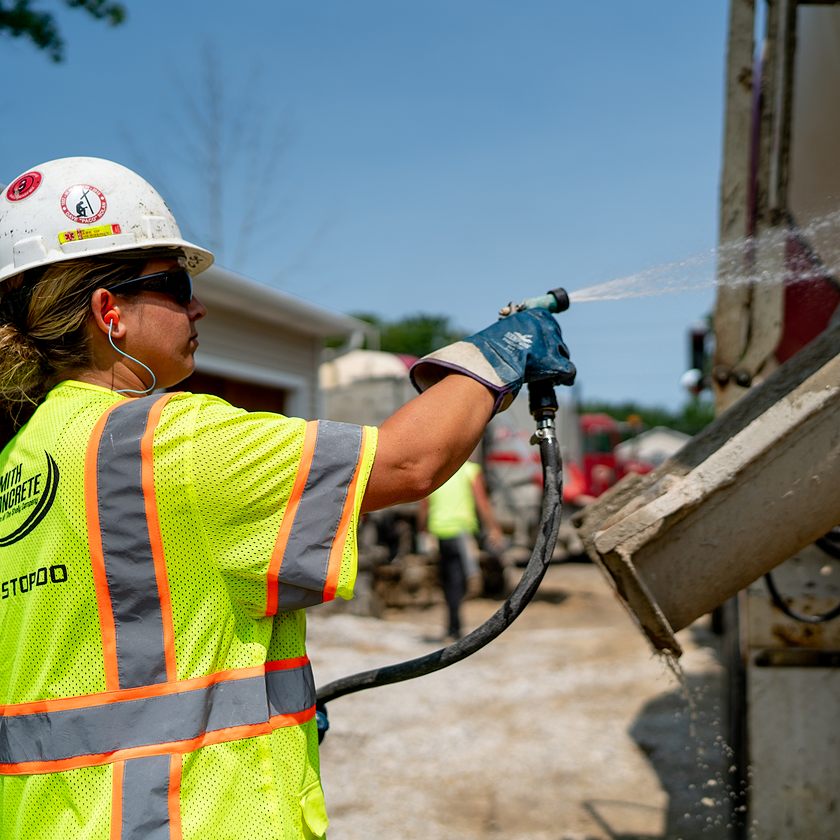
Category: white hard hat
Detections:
[{"x1": 0, "y1": 157, "x2": 213, "y2": 288}]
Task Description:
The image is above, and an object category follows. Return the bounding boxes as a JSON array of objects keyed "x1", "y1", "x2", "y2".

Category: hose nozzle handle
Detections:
[{"x1": 499, "y1": 287, "x2": 570, "y2": 318}]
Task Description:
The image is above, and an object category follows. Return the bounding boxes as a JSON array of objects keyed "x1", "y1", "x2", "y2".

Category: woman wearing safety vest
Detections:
[{"x1": 0, "y1": 157, "x2": 575, "y2": 840}]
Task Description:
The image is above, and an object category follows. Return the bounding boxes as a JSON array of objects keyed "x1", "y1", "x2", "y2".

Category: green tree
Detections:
[
  {"x1": 677, "y1": 397, "x2": 716, "y2": 435},
  {"x1": 0, "y1": 0, "x2": 126, "y2": 62},
  {"x1": 350, "y1": 313, "x2": 465, "y2": 357},
  {"x1": 580, "y1": 398, "x2": 714, "y2": 436}
]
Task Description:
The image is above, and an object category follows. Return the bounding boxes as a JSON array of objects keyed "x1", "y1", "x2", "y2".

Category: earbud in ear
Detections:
[{"x1": 104, "y1": 311, "x2": 119, "y2": 327}]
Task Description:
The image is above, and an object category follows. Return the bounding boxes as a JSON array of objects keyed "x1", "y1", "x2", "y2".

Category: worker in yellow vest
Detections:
[
  {"x1": 0, "y1": 156, "x2": 575, "y2": 840},
  {"x1": 418, "y1": 459, "x2": 504, "y2": 640}
]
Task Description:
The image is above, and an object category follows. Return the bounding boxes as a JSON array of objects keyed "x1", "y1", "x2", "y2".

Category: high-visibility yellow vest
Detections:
[
  {"x1": 0, "y1": 380, "x2": 377, "y2": 840},
  {"x1": 426, "y1": 461, "x2": 481, "y2": 539}
]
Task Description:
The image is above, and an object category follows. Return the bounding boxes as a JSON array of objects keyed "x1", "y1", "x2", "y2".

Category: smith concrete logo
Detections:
[{"x1": 0, "y1": 453, "x2": 59, "y2": 547}]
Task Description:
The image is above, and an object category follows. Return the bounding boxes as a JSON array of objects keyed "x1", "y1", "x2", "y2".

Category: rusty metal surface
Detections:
[
  {"x1": 744, "y1": 544, "x2": 840, "y2": 650},
  {"x1": 752, "y1": 649, "x2": 840, "y2": 667},
  {"x1": 713, "y1": 0, "x2": 757, "y2": 412}
]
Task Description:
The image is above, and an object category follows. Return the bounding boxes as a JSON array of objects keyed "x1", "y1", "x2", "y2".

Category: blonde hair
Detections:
[{"x1": 0, "y1": 249, "x2": 181, "y2": 428}]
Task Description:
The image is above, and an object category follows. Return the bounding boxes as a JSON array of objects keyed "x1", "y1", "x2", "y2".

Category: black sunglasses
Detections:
[{"x1": 109, "y1": 268, "x2": 194, "y2": 306}]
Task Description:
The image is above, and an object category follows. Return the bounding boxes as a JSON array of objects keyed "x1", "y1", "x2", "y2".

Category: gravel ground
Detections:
[{"x1": 308, "y1": 563, "x2": 738, "y2": 840}]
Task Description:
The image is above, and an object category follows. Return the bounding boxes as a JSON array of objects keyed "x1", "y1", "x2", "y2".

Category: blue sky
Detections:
[{"x1": 1, "y1": 1, "x2": 729, "y2": 409}]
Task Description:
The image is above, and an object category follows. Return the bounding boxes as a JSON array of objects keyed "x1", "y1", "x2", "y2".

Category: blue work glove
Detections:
[
  {"x1": 409, "y1": 309, "x2": 576, "y2": 414},
  {"x1": 316, "y1": 703, "x2": 330, "y2": 744}
]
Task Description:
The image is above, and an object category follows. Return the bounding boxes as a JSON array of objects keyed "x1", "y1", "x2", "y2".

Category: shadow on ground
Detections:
[
  {"x1": 625, "y1": 625, "x2": 744, "y2": 840},
  {"x1": 580, "y1": 799, "x2": 663, "y2": 839}
]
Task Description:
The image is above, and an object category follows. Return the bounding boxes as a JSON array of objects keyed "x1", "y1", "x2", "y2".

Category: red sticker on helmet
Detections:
[
  {"x1": 60, "y1": 184, "x2": 107, "y2": 224},
  {"x1": 6, "y1": 171, "x2": 42, "y2": 202}
]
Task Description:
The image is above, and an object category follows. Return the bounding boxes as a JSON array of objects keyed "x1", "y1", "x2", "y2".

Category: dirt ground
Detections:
[{"x1": 308, "y1": 562, "x2": 742, "y2": 840}]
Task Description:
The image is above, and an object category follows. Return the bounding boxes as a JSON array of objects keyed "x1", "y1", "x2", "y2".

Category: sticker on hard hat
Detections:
[
  {"x1": 58, "y1": 223, "x2": 123, "y2": 245},
  {"x1": 6, "y1": 171, "x2": 42, "y2": 202},
  {"x1": 61, "y1": 184, "x2": 107, "y2": 224}
]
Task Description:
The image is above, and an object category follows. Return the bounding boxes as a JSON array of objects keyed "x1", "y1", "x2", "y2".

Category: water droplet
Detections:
[{"x1": 567, "y1": 209, "x2": 840, "y2": 305}]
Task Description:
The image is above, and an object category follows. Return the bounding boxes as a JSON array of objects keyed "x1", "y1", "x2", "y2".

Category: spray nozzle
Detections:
[
  {"x1": 495, "y1": 287, "x2": 571, "y2": 424},
  {"x1": 498, "y1": 287, "x2": 570, "y2": 318}
]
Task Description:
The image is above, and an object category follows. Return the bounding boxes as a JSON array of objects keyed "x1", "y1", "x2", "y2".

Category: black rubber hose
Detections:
[
  {"x1": 764, "y1": 569, "x2": 840, "y2": 625},
  {"x1": 815, "y1": 527, "x2": 840, "y2": 561},
  {"x1": 762, "y1": 526, "x2": 840, "y2": 624},
  {"x1": 315, "y1": 424, "x2": 562, "y2": 708}
]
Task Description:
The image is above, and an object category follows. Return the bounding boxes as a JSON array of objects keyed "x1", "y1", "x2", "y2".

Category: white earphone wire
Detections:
[{"x1": 108, "y1": 321, "x2": 158, "y2": 396}]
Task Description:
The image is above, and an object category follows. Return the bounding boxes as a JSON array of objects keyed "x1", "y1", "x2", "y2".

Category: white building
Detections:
[
  {"x1": 186, "y1": 265, "x2": 372, "y2": 419},
  {"x1": 614, "y1": 425, "x2": 690, "y2": 470}
]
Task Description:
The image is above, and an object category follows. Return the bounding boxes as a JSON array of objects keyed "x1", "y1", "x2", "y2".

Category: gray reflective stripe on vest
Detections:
[
  {"x1": 121, "y1": 755, "x2": 171, "y2": 840},
  {"x1": 277, "y1": 421, "x2": 362, "y2": 610},
  {"x1": 97, "y1": 396, "x2": 167, "y2": 688},
  {"x1": 0, "y1": 663, "x2": 315, "y2": 765}
]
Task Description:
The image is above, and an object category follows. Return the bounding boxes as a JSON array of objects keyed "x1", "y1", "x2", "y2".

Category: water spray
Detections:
[{"x1": 315, "y1": 290, "x2": 572, "y2": 734}]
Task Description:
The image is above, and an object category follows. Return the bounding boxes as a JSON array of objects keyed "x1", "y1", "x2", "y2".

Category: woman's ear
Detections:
[{"x1": 90, "y1": 288, "x2": 124, "y2": 338}]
